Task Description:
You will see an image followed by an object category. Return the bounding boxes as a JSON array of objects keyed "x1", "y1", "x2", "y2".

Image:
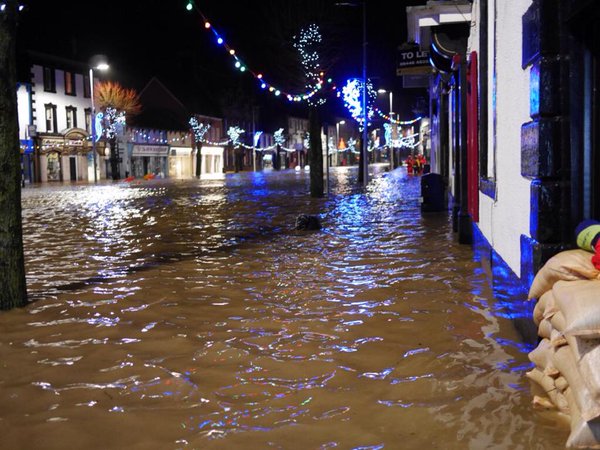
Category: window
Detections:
[
  {"x1": 66, "y1": 106, "x2": 77, "y2": 129},
  {"x1": 64, "y1": 71, "x2": 76, "y2": 95},
  {"x1": 43, "y1": 66, "x2": 56, "y2": 92},
  {"x1": 45, "y1": 104, "x2": 57, "y2": 132},
  {"x1": 84, "y1": 108, "x2": 92, "y2": 133},
  {"x1": 83, "y1": 74, "x2": 91, "y2": 98}
]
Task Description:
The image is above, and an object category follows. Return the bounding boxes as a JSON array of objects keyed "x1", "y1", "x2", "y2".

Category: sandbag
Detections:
[
  {"x1": 553, "y1": 280, "x2": 600, "y2": 338},
  {"x1": 555, "y1": 375, "x2": 569, "y2": 392},
  {"x1": 538, "y1": 317, "x2": 553, "y2": 339},
  {"x1": 564, "y1": 388, "x2": 600, "y2": 448},
  {"x1": 553, "y1": 344, "x2": 600, "y2": 421},
  {"x1": 528, "y1": 250, "x2": 600, "y2": 300},
  {"x1": 551, "y1": 311, "x2": 567, "y2": 333},
  {"x1": 534, "y1": 290, "x2": 558, "y2": 325},
  {"x1": 551, "y1": 328, "x2": 568, "y2": 349},
  {"x1": 529, "y1": 338, "x2": 555, "y2": 371},
  {"x1": 562, "y1": 334, "x2": 600, "y2": 403},
  {"x1": 526, "y1": 367, "x2": 568, "y2": 413}
]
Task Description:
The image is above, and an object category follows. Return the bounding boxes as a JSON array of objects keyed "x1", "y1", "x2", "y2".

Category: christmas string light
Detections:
[
  {"x1": 185, "y1": 1, "x2": 334, "y2": 103},
  {"x1": 374, "y1": 108, "x2": 422, "y2": 125}
]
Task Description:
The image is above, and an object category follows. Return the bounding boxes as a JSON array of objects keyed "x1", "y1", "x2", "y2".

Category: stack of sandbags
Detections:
[{"x1": 527, "y1": 249, "x2": 600, "y2": 448}]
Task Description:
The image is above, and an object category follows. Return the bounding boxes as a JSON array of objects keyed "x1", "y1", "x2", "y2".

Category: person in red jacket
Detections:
[{"x1": 406, "y1": 155, "x2": 414, "y2": 175}]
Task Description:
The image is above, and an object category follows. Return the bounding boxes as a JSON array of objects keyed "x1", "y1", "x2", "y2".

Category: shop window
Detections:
[
  {"x1": 66, "y1": 106, "x2": 77, "y2": 129},
  {"x1": 45, "y1": 104, "x2": 57, "y2": 133},
  {"x1": 64, "y1": 71, "x2": 76, "y2": 96},
  {"x1": 43, "y1": 66, "x2": 56, "y2": 92}
]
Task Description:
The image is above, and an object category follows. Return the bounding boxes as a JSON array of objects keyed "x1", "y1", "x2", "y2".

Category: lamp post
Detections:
[
  {"x1": 89, "y1": 56, "x2": 109, "y2": 183},
  {"x1": 361, "y1": 0, "x2": 368, "y2": 186},
  {"x1": 378, "y1": 88, "x2": 394, "y2": 169}
]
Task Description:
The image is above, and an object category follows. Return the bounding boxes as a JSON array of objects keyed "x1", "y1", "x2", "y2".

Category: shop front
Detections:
[
  {"x1": 35, "y1": 128, "x2": 100, "y2": 182},
  {"x1": 194, "y1": 145, "x2": 224, "y2": 176},
  {"x1": 168, "y1": 147, "x2": 193, "y2": 179},
  {"x1": 131, "y1": 144, "x2": 169, "y2": 178}
]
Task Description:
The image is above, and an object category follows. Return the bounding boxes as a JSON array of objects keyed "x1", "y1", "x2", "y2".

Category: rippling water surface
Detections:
[{"x1": 0, "y1": 167, "x2": 567, "y2": 449}]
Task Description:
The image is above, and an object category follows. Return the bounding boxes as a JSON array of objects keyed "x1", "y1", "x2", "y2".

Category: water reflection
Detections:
[{"x1": 0, "y1": 168, "x2": 566, "y2": 449}]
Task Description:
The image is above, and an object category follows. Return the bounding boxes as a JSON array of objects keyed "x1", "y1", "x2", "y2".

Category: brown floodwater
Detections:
[{"x1": 0, "y1": 167, "x2": 568, "y2": 449}]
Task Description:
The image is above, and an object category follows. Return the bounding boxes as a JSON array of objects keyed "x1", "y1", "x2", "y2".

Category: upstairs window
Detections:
[
  {"x1": 83, "y1": 74, "x2": 91, "y2": 98},
  {"x1": 43, "y1": 67, "x2": 56, "y2": 92},
  {"x1": 84, "y1": 108, "x2": 92, "y2": 133},
  {"x1": 64, "y1": 71, "x2": 76, "y2": 96},
  {"x1": 66, "y1": 106, "x2": 77, "y2": 129},
  {"x1": 45, "y1": 104, "x2": 57, "y2": 132}
]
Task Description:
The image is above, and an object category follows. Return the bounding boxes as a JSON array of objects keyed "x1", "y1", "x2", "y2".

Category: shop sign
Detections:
[
  {"x1": 132, "y1": 145, "x2": 170, "y2": 156},
  {"x1": 397, "y1": 45, "x2": 431, "y2": 76}
]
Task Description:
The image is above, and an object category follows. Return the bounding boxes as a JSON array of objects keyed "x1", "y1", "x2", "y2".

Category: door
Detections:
[{"x1": 69, "y1": 156, "x2": 77, "y2": 181}]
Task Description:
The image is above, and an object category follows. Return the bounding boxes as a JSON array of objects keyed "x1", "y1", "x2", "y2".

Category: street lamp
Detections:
[
  {"x1": 89, "y1": 55, "x2": 109, "y2": 183},
  {"x1": 378, "y1": 88, "x2": 394, "y2": 168}
]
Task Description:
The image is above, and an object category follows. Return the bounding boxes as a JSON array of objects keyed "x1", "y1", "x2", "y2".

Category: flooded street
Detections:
[{"x1": 0, "y1": 167, "x2": 567, "y2": 449}]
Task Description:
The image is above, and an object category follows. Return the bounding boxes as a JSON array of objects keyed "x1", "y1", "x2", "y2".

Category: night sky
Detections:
[{"x1": 16, "y1": 0, "x2": 427, "y2": 126}]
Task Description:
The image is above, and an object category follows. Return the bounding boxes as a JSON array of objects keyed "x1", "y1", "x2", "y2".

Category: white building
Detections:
[
  {"x1": 409, "y1": 0, "x2": 599, "y2": 319},
  {"x1": 18, "y1": 52, "x2": 106, "y2": 182}
]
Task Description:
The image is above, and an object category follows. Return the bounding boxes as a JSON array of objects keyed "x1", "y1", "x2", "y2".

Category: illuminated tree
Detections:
[
  {"x1": 189, "y1": 117, "x2": 210, "y2": 178},
  {"x1": 94, "y1": 81, "x2": 141, "y2": 180},
  {"x1": 0, "y1": 0, "x2": 27, "y2": 309}
]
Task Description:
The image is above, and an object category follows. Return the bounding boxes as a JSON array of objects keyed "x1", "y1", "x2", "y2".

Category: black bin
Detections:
[{"x1": 420, "y1": 173, "x2": 445, "y2": 212}]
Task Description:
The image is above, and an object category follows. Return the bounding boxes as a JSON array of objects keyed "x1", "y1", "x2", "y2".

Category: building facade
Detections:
[
  {"x1": 17, "y1": 53, "x2": 105, "y2": 183},
  {"x1": 409, "y1": 0, "x2": 600, "y2": 326}
]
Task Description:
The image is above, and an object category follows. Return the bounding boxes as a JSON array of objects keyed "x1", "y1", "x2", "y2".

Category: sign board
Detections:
[
  {"x1": 397, "y1": 46, "x2": 431, "y2": 76},
  {"x1": 132, "y1": 145, "x2": 169, "y2": 157}
]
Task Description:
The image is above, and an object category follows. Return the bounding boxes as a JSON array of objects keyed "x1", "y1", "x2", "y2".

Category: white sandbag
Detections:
[
  {"x1": 555, "y1": 375, "x2": 569, "y2": 392},
  {"x1": 553, "y1": 280, "x2": 600, "y2": 338},
  {"x1": 526, "y1": 367, "x2": 568, "y2": 412},
  {"x1": 551, "y1": 310, "x2": 567, "y2": 333},
  {"x1": 564, "y1": 388, "x2": 600, "y2": 448},
  {"x1": 551, "y1": 328, "x2": 568, "y2": 349},
  {"x1": 538, "y1": 317, "x2": 553, "y2": 339},
  {"x1": 534, "y1": 290, "x2": 559, "y2": 325},
  {"x1": 529, "y1": 339, "x2": 556, "y2": 373},
  {"x1": 552, "y1": 344, "x2": 600, "y2": 421},
  {"x1": 563, "y1": 334, "x2": 600, "y2": 403},
  {"x1": 529, "y1": 249, "x2": 600, "y2": 300}
]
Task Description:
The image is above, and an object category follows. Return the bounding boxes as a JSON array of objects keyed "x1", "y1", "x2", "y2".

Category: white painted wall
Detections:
[
  {"x1": 16, "y1": 84, "x2": 32, "y2": 139},
  {"x1": 31, "y1": 64, "x2": 92, "y2": 133},
  {"x1": 470, "y1": 0, "x2": 533, "y2": 277}
]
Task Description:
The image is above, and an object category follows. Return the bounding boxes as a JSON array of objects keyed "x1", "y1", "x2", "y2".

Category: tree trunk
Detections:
[
  {"x1": 195, "y1": 141, "x2": 202, "y2": 178},
  {"x1": 275, "y1": 145, "x2": 281, "y2": 170},
  {"x1": 109, "y1": 137, "x2": 119, "y2": 180},
  {"x1": 0, "y1": 1, "x2": 28, "y2": 309},
  {"x1": 308, "y1": 106, "x2": 324, "y2": 198}
]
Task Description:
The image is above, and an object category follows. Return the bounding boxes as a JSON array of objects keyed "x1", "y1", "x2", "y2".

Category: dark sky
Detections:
[{"x1": 17, "y1": 0, "x2": 427, "y2": 125}]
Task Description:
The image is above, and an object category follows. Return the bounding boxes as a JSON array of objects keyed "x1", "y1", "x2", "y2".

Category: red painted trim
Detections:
[{"x1": 466, "y1": 51, "x2": 479, "y2": 223}]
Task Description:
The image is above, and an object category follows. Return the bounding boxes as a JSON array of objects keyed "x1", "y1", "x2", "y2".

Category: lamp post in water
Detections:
[{"x1": 89, "y1": 55, "x2": 109, "y2": 183}]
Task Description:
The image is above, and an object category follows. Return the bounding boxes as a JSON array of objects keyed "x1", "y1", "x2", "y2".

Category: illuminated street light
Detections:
[
  {"x1": 89, "y1": 55, "x2": 109, "y2": 183},
  {"x1": 378, "y1": 88, "x2": 394, "y2": 168}
]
